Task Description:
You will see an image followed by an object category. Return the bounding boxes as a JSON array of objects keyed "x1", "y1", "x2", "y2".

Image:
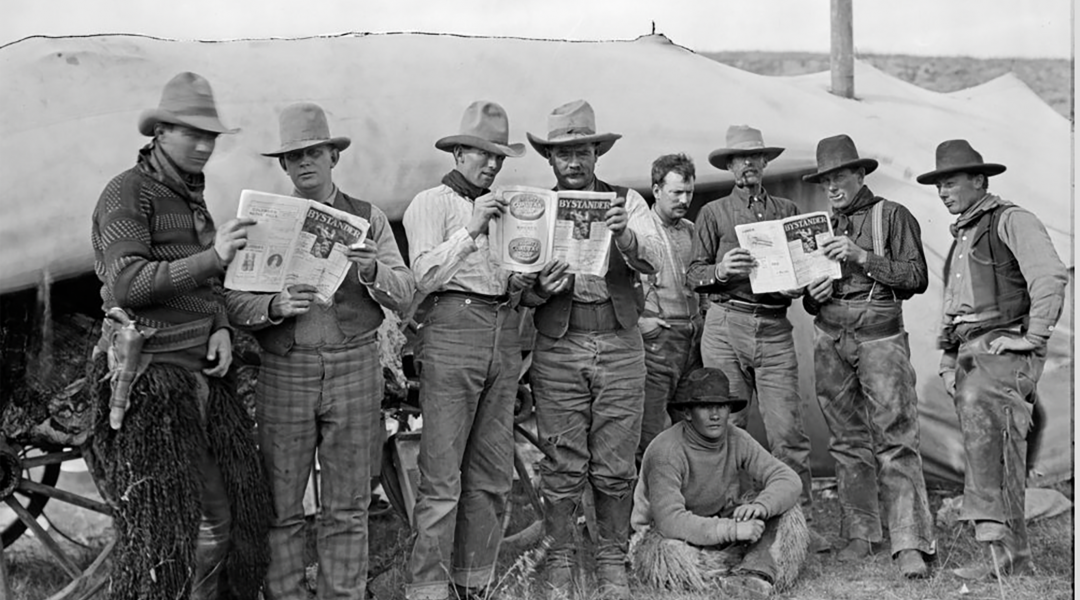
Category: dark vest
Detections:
[
  {"x1": 254, "y1": 192, "x2": 385, "y2": 356},
  {"x1": 533, "y1": 183, "x2": 645, "y2": 338},
  {"x1": 943, "y1": 204, "x2": 1030, "y2": 328}
]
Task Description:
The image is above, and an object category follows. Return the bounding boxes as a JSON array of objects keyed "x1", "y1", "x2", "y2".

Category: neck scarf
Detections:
[
  {"x1": 830, "y1": 185, "x2": 879, "y2": 235},
  {"x1": 442, "y1": 169, "x2": 489, "y2": 201},
  {"x1": 141, "y1": 142, "x2": 216, "y2": 247},
  {"x1": 949, "y1": 193, "x2": 1011, "y2": 238}
]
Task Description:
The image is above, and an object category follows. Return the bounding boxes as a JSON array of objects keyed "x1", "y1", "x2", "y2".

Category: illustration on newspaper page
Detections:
[
  {"x1": 734, "y1": 211, "x2": 841, "y2": 294},
  {"x1": 224, "y1": 189, "x2": 371, "y2": 304},
  {"x1": 491, "y1": 187, "x2": 614, "y2": 276}
]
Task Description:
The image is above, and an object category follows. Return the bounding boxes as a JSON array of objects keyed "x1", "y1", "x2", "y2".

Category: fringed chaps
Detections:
[
  {"x1": 89, "y1": 353, "x2": 272, "y2": 599},
  {"x1": 629, "y1": 505, "x2": 809, "y2": 595}
]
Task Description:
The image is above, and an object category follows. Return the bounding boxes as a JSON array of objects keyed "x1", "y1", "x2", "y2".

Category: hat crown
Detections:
[
  {"x1": 934, "y1": 139, "x2": 985, "y2": 171},
  {"x1": 724, "y1": 125, "x2": 769, "y2": 152},
  {"x1": 455, "y1": 100, "x2": 513, "y2": 146},
  {"x1": 814, "y1": 134, "x2": 863, "y2": 173},
  {"x1": 158, "y1": 71, "x2": 222, "y2": 120},
  {"x1": 685, "y1": 368, "x2": 731, "y2": 404},
  {"x1": 278, "y1": 102, "x2": 334, "y2": 147},
  {"x1": 547, "y1": 100, "x2": 599, "y2": 140}
]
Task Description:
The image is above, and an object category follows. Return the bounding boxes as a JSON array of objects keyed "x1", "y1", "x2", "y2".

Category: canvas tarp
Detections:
[{"x1": 0, "y1": 32, "x2": 1071, "y2": 484}]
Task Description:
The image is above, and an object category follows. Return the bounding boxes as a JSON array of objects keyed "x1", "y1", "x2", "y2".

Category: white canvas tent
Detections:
[{"x1": 0, "y1": 32, "x2": 1071, "y2": 484}]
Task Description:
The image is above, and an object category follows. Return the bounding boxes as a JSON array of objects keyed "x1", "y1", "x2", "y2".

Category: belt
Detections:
[
  {"x1": 568, "y1": 300, "x2": 620, "y2": 332},
  {"x1": 710, "y1": 297, "x2": 787, "y2": 318},
  {"x1": 815, "y1": 315, "x2": 903, "y2": 340},
  {"x1": 433, "y1": 290, "x2": 509, "y2": 305},
  {"x1": 952, "y1": 321, "x2": 1023, "y2": 345}
]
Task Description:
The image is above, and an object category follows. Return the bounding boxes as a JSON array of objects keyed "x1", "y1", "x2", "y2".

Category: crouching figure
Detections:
[{"x1": 629, "y1": 367, "x2": 808, "y2": 599}]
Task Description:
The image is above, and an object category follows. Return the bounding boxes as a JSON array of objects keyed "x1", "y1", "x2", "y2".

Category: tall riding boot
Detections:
[
  {"x1": 592, "y1": 490, "x2": 632, "y2": 600},
  {"x1": 544, "y1": 498, "x2": 579, "y2": 600}
]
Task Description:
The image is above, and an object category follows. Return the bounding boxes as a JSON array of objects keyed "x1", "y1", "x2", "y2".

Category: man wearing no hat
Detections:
[
  {"x1": 226, "y1": 102, "x2": 414, "y2": 600},
  {"x1": 686, "y1": 125, "x2": 819, "y2": 542},
  {"x1": 803, "y1": 134, "x2": 934, "y2": 578},
  {"x1": 917, "y1": 140, "x2": 1066, "y2": 580},
  {"x1": 89, "y1": 72, "x2": 270, "y2": 599},
  {"x1": 523, "y1": 99, "x2": 663, "y2": 600},
  {"x1": 402, "y1": 101, "x2": 535, "y2": 600}
]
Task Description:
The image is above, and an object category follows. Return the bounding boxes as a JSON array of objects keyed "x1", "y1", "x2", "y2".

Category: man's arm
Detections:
[
  {"x1": 999, "y1": 207, "x2": 1068, "y2": 346},
  {"x1": 402, "y1": 188, "x2": 481, "y2": 295},
  {"x1": 860, "y1": 203, "x2": 929, "y2": 294},
  {"x1": 645, "y1": 448, "x2": 739, "y2": 546},
  {"x1": 734, "y1": 429, "x2": 802, "y2": 516},
  {"x1": 612, "y1": 189, "x2": 662, "y2": 275},
  {"x1": 359, "y1": 205, "x2": 416, "y2": 314}
]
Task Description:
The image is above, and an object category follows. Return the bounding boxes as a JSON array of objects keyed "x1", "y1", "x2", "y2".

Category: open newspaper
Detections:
[
  {"x1": 734, "y1": 211, "x2": 841, "y2": 294},
  {"x1": 224, "y1": 189, "x2": 371, "y2": 304},
  {"x1": 490, "y1": 186, "x2": 614, "y2": 276}
]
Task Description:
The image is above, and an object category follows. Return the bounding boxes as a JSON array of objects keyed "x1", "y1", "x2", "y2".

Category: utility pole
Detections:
[{"x1": 830, "y1": 0, "x2": 855, "y2": 98}]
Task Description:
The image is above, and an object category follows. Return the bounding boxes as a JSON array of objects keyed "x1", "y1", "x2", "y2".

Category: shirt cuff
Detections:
[
  {"x1": 862, "y1": 252, "x2": 886, "y2": 278},
  {"x1": 1026, "y1": 317, "x2": 1056, "y2": 341}
]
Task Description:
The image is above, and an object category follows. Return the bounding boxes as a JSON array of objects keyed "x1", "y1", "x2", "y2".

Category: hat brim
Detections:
[
  {"x1": 138, "y1": 109, "x2": 239, "y2": 137},
  {"x1": 802, "y1": 158, "x2": 880, "y2": 183},
  {"x1": 526, "y1": 132, "x2": 622, "y2": 158},
  {"x1": 435, "y1": 135, "x2": 525, "y2": 158},
  {"x1": 915, "y1": 163, "x2": 1006, "y2": 185},
  {"x1": 261, "y1": 137, "x2": 352, "y2": 157},
  {"x1": 708, "y1": 147, "x2": 785, "y2": 170}
]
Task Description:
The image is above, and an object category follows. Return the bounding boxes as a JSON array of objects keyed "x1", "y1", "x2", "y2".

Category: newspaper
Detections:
[
  {"x1": 491, "y1": 186, "x2": 615, "y2": 276},
  {"x1": 734, "y1": 211, "x2": 841, "y2": 294},
  {"x1": 224, "y1": 189, "x2": 371, "y2": 304}
]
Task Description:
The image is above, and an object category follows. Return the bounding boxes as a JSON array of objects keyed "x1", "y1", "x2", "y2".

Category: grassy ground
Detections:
[{"x1": 6, "y1": 476, "x2": 1073, "y2": 599}]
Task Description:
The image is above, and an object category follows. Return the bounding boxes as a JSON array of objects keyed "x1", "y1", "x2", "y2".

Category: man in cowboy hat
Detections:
[
  {"x1": 636, "y1": 153, "x2": 703, "y2": 465},
  {"x1": 226, "y1": 102, "x2": 414, "y2": 600},
  {"x1": 917, "y1": 140, "x2": 1066, "y2": 580},
  {"x1": 686, "y1": 125, "x2": 819, "y2": 545},
  {"x1": 523, "y1": 99, "x2": 662, "y2": 600},
  {"x1": 89, "y1": 71, "x2": 270, "y2": 600},
  {"x1": 802, "y1": 134, "x2": 934, "y2": 578},
  {"x1": 630, "y1": 368, "x2": 808, "y2": 599},
  {"x1": 402, "y1": 100, "x2": 535, "y2": 600}
]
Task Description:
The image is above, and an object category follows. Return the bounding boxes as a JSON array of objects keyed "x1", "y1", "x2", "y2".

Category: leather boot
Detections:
[
  {"x1": 544, "y1": 498, "x2": 578, "y2": 600},
  {"x1": 592, "y1": 490, "x2": 632, "y2": 600}
]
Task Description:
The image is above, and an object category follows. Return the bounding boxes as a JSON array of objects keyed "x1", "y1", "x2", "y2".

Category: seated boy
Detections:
[{"x1": 630, "y1": 367, "x2": 809, "y2": 599}]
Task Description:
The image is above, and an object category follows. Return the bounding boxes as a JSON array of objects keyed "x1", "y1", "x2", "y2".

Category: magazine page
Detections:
[
  {"x1": 225, "y1": 190, "x2": 308, "y2": 293},
  {"x1": 490, "y1": 186, "x2": 557, "y2": 273},
  {"x1": 734, "y1": 220, "x2": 796, "y2": 294},
  {"x1": 291, "y1": 202, "x2": 371, "y2": 304},
  {"x1": 782, "y1": 211, "x2": 842, "y2": 287},
  {"x1": 551, "y1": 191, "x2": 615, "y2": 276}
]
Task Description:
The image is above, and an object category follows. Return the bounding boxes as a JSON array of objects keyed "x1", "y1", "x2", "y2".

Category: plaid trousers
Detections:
[{"x1": 258, "y1": 338, "x2": 382, "y2": 600}]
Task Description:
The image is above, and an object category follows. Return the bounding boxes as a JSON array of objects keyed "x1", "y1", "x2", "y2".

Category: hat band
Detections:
[
  {"x1": 167, "y1": 104, "x2": 219, "y2": 118},
  {"x1": 548, "y1": 126, "x2": 598, "y2": 139},
  {"x1": 729, "y1": 141, "x2": 766, "y2": 151}
]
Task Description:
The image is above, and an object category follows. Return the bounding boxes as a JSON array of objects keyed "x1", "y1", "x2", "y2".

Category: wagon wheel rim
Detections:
[{"x1": 2, "y1": 444, "x2": 115, "y2": 600}]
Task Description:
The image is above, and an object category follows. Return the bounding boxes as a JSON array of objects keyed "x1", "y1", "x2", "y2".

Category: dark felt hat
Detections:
[
  {"x1": 802, "y1": 134, "x2": 878, "y2": 183},
  {"x1": 669, "y1": 368, "x2": 748, "y2": 412},
  {"x1": 916, "y1": 139, "x2": 1006, "y2": 185}
]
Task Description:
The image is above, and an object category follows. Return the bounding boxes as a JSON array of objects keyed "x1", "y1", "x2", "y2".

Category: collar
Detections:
[
  {"x1": 293, "y1": 183, "x2": 338, "y2": 205},
  {"x1": 651, "y1": 206, "x2": 688, "y2": 230},
  {"x1": 679, "y1": 419, "x2": 728, "y2": 452},
  {"x1": 731, "y1": 184, "x2": 767, "y2": 208},
  {"x1": 950, "y1": 193, "x2": 1011, "y2": 237},
  {"x1": 833, "y1": 185, "x2": 879, "y2": 218}
]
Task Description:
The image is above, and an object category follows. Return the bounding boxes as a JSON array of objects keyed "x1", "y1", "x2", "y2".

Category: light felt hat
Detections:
[
  {"x1": 526, "y1": 100, "x2": 622, "y2": 158},
  {"x1": 669, "y1": 367, "x2": 748, "y2": 413},
  {"x1": 802, "y1": 134, "x2": 879, "y2": 183},
  {"x1": 916, "y1": 139, "x2": 1006, "y2": 185},
  {"x1": 137, "y1": 72, "x2": 238, "y2": 136},
  {"x1": 262, "y1": 103, "x2": 351, "y2": 157},
  {"x1": 707, "y1": 125, "x2": 784, "y2": 170},
  {"x1": 435, "y1": 101, "x2": 525, "y2": 158}
]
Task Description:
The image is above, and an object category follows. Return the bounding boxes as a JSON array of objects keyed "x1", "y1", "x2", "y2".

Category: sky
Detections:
[{"x1": 1, "y1": 0, "x2": 1073, "y2": 58}]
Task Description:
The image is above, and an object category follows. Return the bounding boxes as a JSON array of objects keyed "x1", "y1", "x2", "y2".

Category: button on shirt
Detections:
[
  {"x1": 642, "y1": 210, "x2": 697, "y2": 319},
  {"x1": 403, "y1": 183, "x2": 510, "y2": 297},
  {"x1": 686, "y1": 186, "x2": 798, "y2": 306}
]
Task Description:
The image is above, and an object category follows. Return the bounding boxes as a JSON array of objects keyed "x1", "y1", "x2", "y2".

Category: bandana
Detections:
[
  {"x1": 442, "y1": 169, "x2": 490, "y2": 201},
  {"x1": 140, "y1": 141, "x2": 216, "y2": 247}
]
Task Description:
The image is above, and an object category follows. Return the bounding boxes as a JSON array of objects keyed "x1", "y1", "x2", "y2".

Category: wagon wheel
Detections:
[{"x1": 1, "y1": 442, "x2": 115, "y2": 600}]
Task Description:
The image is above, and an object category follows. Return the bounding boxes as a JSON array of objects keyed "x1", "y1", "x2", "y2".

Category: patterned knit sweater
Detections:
[{"x1": 92, "y1": 145, "x2": 229, "y2": 363}]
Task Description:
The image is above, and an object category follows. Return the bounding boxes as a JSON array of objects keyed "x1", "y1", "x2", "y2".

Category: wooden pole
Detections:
[
  {"x1": 830, "y1": 0, "x2": 855, "y2": 98},
  {"x1": 0, "y1": 550, "x2": 12, "y2": 600}
]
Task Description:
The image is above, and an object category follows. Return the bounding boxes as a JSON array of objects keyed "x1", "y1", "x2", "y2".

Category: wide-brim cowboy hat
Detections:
[
  {"x1": 527, "y1": 99, "x2": 622, "y2": 158},
  {"x1": 916, "y1": 139, "x2": 1006, "y2": 184},
  {"x1": 669, "y1": 367, "x2": 749, "y2": 413},
  {"x1": 802, "y1": 134, "x2": 878, "y2": 183},
  {"x1": 137, "y1": 72, "x2": 238, "y2": 137},
  {"x1": 262, "y1": 102, "x2": 351, "y2": 157},
  {"x1": 708, "y1": 125, "x2": 784, "y2": 170},
  {"x1": 435, "y1": 100, "x2": 525, "y2": 158}
]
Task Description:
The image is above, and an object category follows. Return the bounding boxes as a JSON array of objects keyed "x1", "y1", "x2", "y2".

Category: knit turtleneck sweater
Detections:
[{"x1": 631, "y1": 420, "x2": 801, "y2": 546}]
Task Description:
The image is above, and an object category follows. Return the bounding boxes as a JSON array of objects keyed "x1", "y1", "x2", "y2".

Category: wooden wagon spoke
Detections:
[
  {"x1": 43, "y1": 537, "x2": 116, "y2": 600},
  {"x1": 3, "y1": 496, "x2": 81, "y2": 579},
  {"x1": 17, "y1": 480, "x2": 111, "y2": 515},
  {"x1": 22, "y1": 449, "x2": 82, "y2": 470}
]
